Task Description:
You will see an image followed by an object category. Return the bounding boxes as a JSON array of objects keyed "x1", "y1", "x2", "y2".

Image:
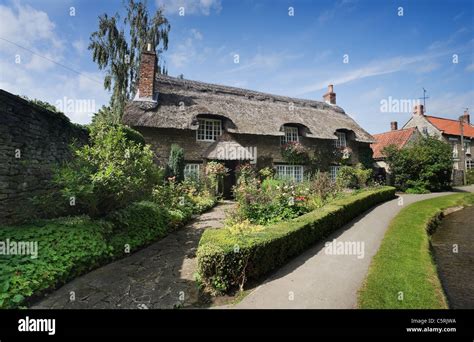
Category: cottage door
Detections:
[{"x1": 223, "y1": 160, "x2": 238, "y2": 199}]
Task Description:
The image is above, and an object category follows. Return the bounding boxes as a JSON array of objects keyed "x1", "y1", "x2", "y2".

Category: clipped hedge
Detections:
[{"x1": 197, "y1": 186, "x2": 396, "y2": 293}]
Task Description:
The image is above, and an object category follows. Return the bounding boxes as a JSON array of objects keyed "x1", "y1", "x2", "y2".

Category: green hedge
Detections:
[
  {"x1": 197, "y1": 186, "x2": 396, "y2": 293},
  {"x1": 105, "y1": 201, "x2": 170, "y2": 255}
]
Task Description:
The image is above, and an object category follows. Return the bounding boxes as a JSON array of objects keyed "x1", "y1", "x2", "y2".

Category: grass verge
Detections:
[{"x1": 358, "y1": 193, "x2": 474, "y2": 309}]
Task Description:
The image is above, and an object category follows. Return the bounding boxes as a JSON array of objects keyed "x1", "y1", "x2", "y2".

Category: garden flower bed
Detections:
[{"x1": 197, "y1": 186, "x2": 396, "y2": 293}]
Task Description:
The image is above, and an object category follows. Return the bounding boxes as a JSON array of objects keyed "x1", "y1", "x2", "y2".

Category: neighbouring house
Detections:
[
  {"x1": 122, "y1": 46, "x2": 374, "y2": 197},
  {"x1": 402, "y1": 104, "x2": 473, "y2": 184},
  {"x1": 370, "y1": 121, "x2": 421, "y2": 184},
  {"x1": 371, "y1": 104, "x2": 474, "y2": 186}
]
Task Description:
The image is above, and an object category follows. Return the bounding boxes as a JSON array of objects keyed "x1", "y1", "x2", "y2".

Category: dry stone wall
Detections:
[{"x1": 0, "y1": 89, "x2": 88, "y2": 224}]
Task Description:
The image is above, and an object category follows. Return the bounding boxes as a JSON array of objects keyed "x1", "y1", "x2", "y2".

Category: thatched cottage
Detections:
[{"x1": 123, "y1": 47, "x2": 374, "y2": 197}]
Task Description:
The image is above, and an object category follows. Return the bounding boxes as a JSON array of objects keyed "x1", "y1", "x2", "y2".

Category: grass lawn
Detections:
[{"x1": 358, "y1": 193, "x2": 474, "y2": 309}]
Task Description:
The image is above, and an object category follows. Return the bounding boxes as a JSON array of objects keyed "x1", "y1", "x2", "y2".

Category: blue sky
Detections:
[{"x1": 0, "y1": 0, "x2": 473, "y2": 134}]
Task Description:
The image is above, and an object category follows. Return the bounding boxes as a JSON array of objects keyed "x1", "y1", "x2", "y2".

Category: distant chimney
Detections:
[
  {"x1": 460, "y1": 110, "x2": 470, "y2": 125},
  {"x1": 137, "y1": 44, "x2": 157, "y2": 100},
  {"x1": 323, "y1": 84, "x2": 336, "y2": 105},
  {"x1": 390, "y1": 121, "x2": 398, "y2": 131},
  {"x1": 413, "y1": 104, "x2": 424, "y2": 116}
]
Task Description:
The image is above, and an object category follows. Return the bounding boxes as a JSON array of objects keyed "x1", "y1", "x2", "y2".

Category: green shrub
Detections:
[
  {"x1": 52, "y1": 124, "x2": 160, "y2": 217},
  {"x1": 467, "y1": 170, "x2": 474, "y2": 185},
  {"x1": 336, "y1": 164, "x2": 372, "y2": 189},
  {"x1": 233, "y1": 178, "x2": 309, "y2": 225},
  {"x1": 383, "y1": 136, "x2": 452, "y2": 192},
  {"x1": 105, "y1": 201, "x2": 169, "y2": 254},
  {"x1": 197, "y1": 186, "x2": 396, "y2": 293},
  {"x1": 166, "y1": 144, "x2": 185, "y2": 182}
]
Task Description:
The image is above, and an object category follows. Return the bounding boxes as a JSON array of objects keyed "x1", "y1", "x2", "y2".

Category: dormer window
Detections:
[
  {"x1": 281, "y1": 126, "x2": 299, "y2": 145},
  {"x1": 197, "y1": 118, "x2": 222, "y2": 142},
  {"x1": 334, "y1": 132, "x2": 347, "y2": 148}
]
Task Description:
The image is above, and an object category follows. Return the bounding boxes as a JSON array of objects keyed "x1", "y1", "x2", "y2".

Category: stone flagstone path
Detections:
[{"x1": 31, "y1": 201, "x2": 235, "y2": 309}]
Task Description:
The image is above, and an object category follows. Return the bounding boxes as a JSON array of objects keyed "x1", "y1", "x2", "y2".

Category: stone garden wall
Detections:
[{"x1": 0, "y1": 89, "x2": 88, "y2": 224}]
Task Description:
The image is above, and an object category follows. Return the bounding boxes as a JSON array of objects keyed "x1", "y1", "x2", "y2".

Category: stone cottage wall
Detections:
[
  {"x1": 0, "y1": 90, "x2": 88, "y2": 224},
  {"x1": 134, "y1": 126, "x2": 370, "y2": 170}
]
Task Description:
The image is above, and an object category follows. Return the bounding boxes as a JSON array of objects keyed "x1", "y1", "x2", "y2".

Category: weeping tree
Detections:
[{"x1": 89, "y1": 0, "x2": 170, "y2": 121}]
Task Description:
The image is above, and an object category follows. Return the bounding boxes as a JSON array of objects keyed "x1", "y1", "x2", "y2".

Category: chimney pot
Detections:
[
  {"x1": 323, "y1": 84, "x2": 336, "y2": 105},
  {"x1": 390, "y1": 121, "x2": 398, "y2": 131},
  {"x1": 460, "y1": 111, "x2": 470, "y2": 125},
  {"x1": 413, "y1": 104, "x2": 424, "y2": 116}
]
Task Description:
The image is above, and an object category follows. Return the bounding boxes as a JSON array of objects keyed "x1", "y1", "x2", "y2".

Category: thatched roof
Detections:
[{"x1": 123, "y1": 74, "x2": 374, "y2": 143}]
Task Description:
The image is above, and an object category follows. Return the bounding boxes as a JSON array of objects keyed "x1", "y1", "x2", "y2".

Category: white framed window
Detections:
[
  {"x1": 330, "y1": 165, "x2": 340, "y2": 181},
  {"x1": 280, "y1": 126, "x2": 299, "y2": 145},
  {"x1": 275, "y1": 165, "x2": 303, "y2": 182},
  {"x1": 197, "y1": 119, "x2": 222, "y2": 142},
  {"x1": 184, "y1": 163, "x2": 200, "y2": 180},
  {"x1": 466, "y1": 159, "x2": 473, "y2": 170},
  {"x1": 334, "y1": 132, "x2": 347, "y2": 148}
]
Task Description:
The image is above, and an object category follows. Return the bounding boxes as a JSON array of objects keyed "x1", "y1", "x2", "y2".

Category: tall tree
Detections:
[{"x1": 89, "y1": 0, "x2": 170, "y2": 120}]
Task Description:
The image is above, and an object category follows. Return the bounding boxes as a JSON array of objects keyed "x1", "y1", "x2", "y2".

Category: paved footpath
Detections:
[
  {"x1": 31, "y1": 201, "x2": 236, "y2": 309},
  {"x1": 231, "y1": 187, "x2": 474, "y2": 309}
]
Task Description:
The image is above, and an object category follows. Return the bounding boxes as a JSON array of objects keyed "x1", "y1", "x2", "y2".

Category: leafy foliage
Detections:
[
  {"x1": 105, "y1": 201, "x2": 169, "y2": 254},
  {"x1": 383, "y1": 137, "x2": 452, "y2": 192},
  {"x1": 466, "y1": 169, "x2": 474, "y2": 185},
  {"x1": 166, "y1": 144, "x2": 185, "y2": 182},
  {"x1": 197, "y1": 187, "x2": 396, "y2": 293},
  {"x1": 0, "y1": 216, "x2": 112, "y2": 308},
  {"x1": 336, "y1": 164, "x2": 372, "y2": 189},
  {"x1": 232, "y1": 177, "x2": 310, "y2": 225},
  {"x1": 53, "y1": 123, "x2": 160, "y2": 217},
  {"x1": 281, "y1": 141, "x2": 309, "y2": 165}
]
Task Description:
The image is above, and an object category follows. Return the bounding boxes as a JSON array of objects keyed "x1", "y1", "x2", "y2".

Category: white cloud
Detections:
[
  {"x1": 156, "y1": 0, "x2": 222, "y2": 16},
  {"x1": 317, "y1": 0, "x2": 358, "y2": 24},
  {"x1": 0, "y1": 2, "x2": 64, "y2": 72},
  {"x1": 293, "y1": 50, "x2": 454, "y2": 96},
  {"x1": 427, "y1": 90, "x2": 474, "y2": 117},
  {"x1": 415, "y1": 62, "x2": 441, "y2": 74},
  {"x1": 465, "y1": 63, "x2": 474, "y2": 72},
  {"x1": 0, "y1": 2, "x2": 108, "y2": 124},
  {"x1": 168, "y1": 29, "x2": 206, "y2": 68},
  {"x1": 225, "y1": 51, "x2": 302, "y2": 73},
  {"x1": 0, "y1": 3, "x2": 62, "y2": 51},
  {"x1": 72, "y1": 38, "x2": 87, "y2": 56}
]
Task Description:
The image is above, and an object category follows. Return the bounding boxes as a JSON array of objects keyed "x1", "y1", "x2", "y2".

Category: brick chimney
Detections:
[
  {"x1": 459, "y1": 110, "x2": 470, "y2": 125},
  {"x1": 413, "y1": 104, "x2": 424, "y2": 116},
  {"x1": 323, "y1": 84, "x2": 336, "y2": 105},
  {"x1": 137, "y1": 43, "x2": 157, "y2": 100},
  {"x1": 390, "y1": 121, "x2": 398, "y2": 131}
]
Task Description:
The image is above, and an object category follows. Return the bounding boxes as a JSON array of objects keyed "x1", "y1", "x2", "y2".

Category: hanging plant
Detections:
[{"x1": 281, "y1": 141, "x2": 309, "y2": 165}]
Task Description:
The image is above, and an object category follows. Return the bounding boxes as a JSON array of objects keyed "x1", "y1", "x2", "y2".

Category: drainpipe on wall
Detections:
[{"x1": 460, "y1": 117, "x2": 466, "y2": 186}]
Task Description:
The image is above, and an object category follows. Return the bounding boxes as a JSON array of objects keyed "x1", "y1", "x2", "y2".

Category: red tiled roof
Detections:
[
  {"x1": 425, "y1": 116, "x2": 474, "y2": 138},
  {"x1": 370, "y1": 127, "x2": 417, "y2": 159}
]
